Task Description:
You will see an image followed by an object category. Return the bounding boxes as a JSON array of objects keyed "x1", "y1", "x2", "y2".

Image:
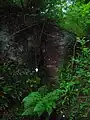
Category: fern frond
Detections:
[
  {"x1": 22, "y1": 107, "x2": 34, "y2": 116},
  {"x1": 22, "y1": 89, "x2": 65, "y2": 117},
  {"x1": 22, "y1": 92, "x2": 41, "y2": 110},
  {"x1": 34, "y1": 102, "x2": 45, "y2": 116}
]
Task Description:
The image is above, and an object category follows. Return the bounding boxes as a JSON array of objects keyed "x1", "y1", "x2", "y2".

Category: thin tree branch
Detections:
[{"x1": 10, "y1": 23, "x2": 38, "y2": 38}]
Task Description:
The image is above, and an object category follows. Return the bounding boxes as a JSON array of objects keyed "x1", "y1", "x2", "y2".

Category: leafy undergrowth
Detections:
[
  {"x1": 0, "y1": 60, "x2": 41, "y2": 119},
  {"x1": 22, "y1": 38, "x2": 90, "y2": 120},
  {"x1": 0, "y1": 0, "x2": 90, "y2": 119}
]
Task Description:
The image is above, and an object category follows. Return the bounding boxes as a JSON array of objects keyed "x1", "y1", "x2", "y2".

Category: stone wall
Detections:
[
  {"x1": 40, "y1": 22, "x2": 76, "y2": 84},
  {"x1": 0, "y1": 6, "x2": 76, "y2": 85}
]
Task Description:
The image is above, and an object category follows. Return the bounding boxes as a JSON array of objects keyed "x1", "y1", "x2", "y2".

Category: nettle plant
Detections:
[{"x1": 22, "y1": 37, "x2": 90, "y2": 119}]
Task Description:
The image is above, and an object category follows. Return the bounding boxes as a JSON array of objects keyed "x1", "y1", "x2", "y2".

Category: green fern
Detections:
[
  {"x1": 22, "y1": 92, "x2": 42, "y2": 110},
  {"x1": 22, "y1": 89, "x2": 64, "y2": 117}
]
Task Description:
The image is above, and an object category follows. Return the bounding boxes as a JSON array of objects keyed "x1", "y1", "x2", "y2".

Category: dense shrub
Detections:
[{"x1": 0, "y1": 60, "x2": 41, "y2": 117}]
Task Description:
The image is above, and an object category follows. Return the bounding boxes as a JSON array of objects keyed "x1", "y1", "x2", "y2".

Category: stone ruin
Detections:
[{"x1": 0, "y1": 6, "x2": 76, "y2": 85}]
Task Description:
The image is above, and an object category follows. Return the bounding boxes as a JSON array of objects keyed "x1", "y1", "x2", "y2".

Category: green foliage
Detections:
[
  {"x1": 41, "y1": 0, "x2": 63, "y2": 16},
  {"x1": 57, "y1": 37, "x2": 90, "y2": 119},
  {"x1": 60, "y1": 2, "x2": 90, "y2": 37},
  {"x1": 21, "y1": 38, "x2": 90, "y2": 119},
  {"x1": 41, "y1": 0, "x2": 90, "y2": 37},
  {"x1": 0, "y1": 60, "x2": 40, "y2": 111},
  {"x1": 22, "y1": 92, "x2": 42, "y2": 116},
  {"x1": 1, "y1": 0, "x2": 90, "y2": 38},
  {"x1": 0, "y1": 0, "x2": 90, "y2": 119},
  {"x1": 22, "y1": 88, "x2": 64, "y2": 117}
]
